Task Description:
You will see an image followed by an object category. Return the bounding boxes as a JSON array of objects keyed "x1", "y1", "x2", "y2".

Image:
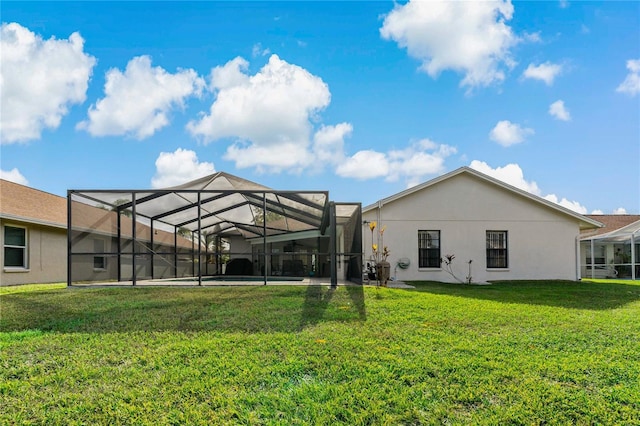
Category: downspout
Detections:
[
  {"x1": 376, "y1": 200, "x2": 383, "y2": 250},
  {"x1": 575, "y1": 236, "x2": 581, "y2": 281}
]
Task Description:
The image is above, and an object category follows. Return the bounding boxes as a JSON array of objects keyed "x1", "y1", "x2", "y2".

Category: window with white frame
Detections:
[
  {"x1": 4, "y1": 225, "x2": 27, "y2": 268},
  {"x1": 93, "y1": 239, "x2": 107, "y2": 270},
  {"x1": 418, "y1": 230, "x2": 440, "y2": 268},
  {"x1": 486, "y1": 231, "x2": 508, "y2": 268}
]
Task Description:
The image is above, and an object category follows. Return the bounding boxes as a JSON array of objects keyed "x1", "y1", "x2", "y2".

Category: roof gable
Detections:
[{"x1": 363, "y1": 167, "x2": 602, "y2": 230}]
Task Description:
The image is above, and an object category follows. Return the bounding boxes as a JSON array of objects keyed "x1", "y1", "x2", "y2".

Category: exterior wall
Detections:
[
  {"x1": 363, "y1": 173, "x2": 581, "y2": 283},
  {"x1": 228, "y1": 236, "x2": 252, "y2": 259},
  {"x1": 1, "y1": 219, "x2": 67, "y2": 285}
]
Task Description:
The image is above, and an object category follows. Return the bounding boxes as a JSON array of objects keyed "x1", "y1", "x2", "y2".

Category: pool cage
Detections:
[
  {"x1": 67, "y1": 172, "x2": 362, "y2": 287},
  {"x1": 580, "y1": 220, "x2": 640, "y2": 280}
]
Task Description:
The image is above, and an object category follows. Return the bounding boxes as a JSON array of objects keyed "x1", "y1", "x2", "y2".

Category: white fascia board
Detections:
[{"x1": 0, "y1": 213, "x2": 67, "y2": 230}]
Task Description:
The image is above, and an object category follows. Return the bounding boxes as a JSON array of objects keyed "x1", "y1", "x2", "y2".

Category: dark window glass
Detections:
[
  {"x1": 486, "y1": 231, "x2": 508, "y2": 268},
  {"x1": 418, "y1": 230, "x2": 440, "y2": 268},
  {"x1": 4, "y1": 226, "x2": 26, "y2": 267}
]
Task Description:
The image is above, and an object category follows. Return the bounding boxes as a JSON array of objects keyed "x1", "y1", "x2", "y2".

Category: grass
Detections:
[{"x1": 1, "y1": 280, "x2": 639, "y2": 425}]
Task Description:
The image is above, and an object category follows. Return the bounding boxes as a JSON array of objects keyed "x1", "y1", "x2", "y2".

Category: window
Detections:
[
  {"x1": 4, "y1": 225, "x2": 27, "y2": 268},
  {"x1": 93, "y1": 239, "x2": 107, "y2": 270},
  {"x1": 418, "y1": 230, "x2": 440, "y2": 268},
  {"x1": 486, "y1": 231, "x2": 508, "y2": 268}
]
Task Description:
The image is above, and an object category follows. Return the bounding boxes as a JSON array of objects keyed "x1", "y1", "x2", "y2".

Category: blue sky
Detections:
[{"x1": 1, "y1": 1, "x2": 639, "y2": 214}]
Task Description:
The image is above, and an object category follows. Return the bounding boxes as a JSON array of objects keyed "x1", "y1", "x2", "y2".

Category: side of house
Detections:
[
  {"x1": 362, "y1": 168, "x2": 602, "y2": 283},
  {"x1": 1, "y1": 179, "x2": 68, "y2": 285}
]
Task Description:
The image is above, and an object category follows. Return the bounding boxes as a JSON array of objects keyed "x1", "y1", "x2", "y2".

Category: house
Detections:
[
  {"x1": 362, "y1": 167, "x2": 602, "y2": 283},
  {"x1": 580, "y1": 215, "x2": 640, "y2": 280},
  {"x1": 1, "y1": 179, "x2": 67, "y2": 285}
]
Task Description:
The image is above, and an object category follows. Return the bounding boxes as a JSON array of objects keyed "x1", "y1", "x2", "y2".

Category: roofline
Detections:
[
  {"x1": 0, "y1": 213, "x2": 67, "y2": 230},
  {"x1": 363, "y1": 167, "x2": 603, "y2": 229},
  {"x1": 580, "y1": 218, "x2": 640, "y2": 241}
]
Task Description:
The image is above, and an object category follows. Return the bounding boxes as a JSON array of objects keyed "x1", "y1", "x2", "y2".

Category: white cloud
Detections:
[
  {"x1": 591, "y1": 209, "x2": 604, "y2": 215},
  {"x1": 251, "y1": 43, "x2": 271, "y2": 58},
  {"x1": 0, "y1": 168, "x2": 29, "y2": 185},
  {"x1": 380, "y1": 0, "x2": 518, "y2": 90},
  {"x1": 613, "y1": 207, "x2": 628, "y2": 215},
  {"x1": 77, "y1": 55, "x2": 204, "y2": 139},
  {"x1": 616, "y1": 59, "x2": 640, "y2": 96},
  {"x1": 489, "y1": 120, "x2": 534, "y2": 146},
  {"x1": 543, "y1": 194, "x2": 587, "y2": 214},
  {"x1": 523, "y1": 31, "x2": 542, "y2": 43},
  {"x1": 336, "y1": 139, "x2": 456, "y2": 184},
  {"x1": 470, "y1": 161, "x2": 589, "y2": 213},
  {"x1": 470, "y1": 160, "x2": 541, "y2": 194},
  {"x1": 522, "y1": 61, "x2": 563, "y2": 85},
  {"x1": 312, "y1": 123, "x2": 352, "y2": 166},
  {"x1": 151, "y1": 148, "x2": 215, "y2": 188},
  {"x1": 549, "y1": 100, "x2": 571, "y2": 121},
  {"x1": 0, "y1": 23, "x2": 95, "y2": 144},
  {"x1": 188, "y1": 54, "x2": 342, "y2": 173},
  {"x1": 209, "y1": 56, "x2": 250, "y2": 91},
  {"x1": 335, "y1": 150, "x2": 389, "y2": 180}
]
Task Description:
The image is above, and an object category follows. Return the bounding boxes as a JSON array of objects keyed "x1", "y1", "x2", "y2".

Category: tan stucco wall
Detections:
[
  {"x1": 1, "y1": 219, "x2": 67, "y2": 285},
  {"x1": 363, "y1": 173, "x2": 581, "y2": 283}
]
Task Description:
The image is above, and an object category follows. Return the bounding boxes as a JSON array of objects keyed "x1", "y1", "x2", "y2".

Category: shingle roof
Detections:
[
  {"x1": 0, "y1": 179, "x2": 67, "y2": 227},
  {"x1": 581, "y1": 215, "x2": 640, "y2": 238},
  {"x1": 0, "y1": 179, "x2": 193, "y2": 248}
]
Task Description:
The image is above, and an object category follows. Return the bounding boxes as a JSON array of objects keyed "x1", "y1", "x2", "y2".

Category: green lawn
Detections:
[{"x1": 1, "y1": 280, "x2": 639, "y2": 425}]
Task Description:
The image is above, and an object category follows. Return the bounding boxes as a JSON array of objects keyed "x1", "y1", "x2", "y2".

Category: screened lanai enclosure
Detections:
[
  {"x1": 580, "y1": 218, "x2": 640, "y2": 280},
  {"x1": 68, "y1": 172, "x2": 362, "y2": 287}
]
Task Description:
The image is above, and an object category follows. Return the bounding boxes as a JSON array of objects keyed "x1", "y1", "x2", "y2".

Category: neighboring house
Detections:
[
  {"x1": 0, "y1": 179, "x2": 197, "y2": 286},
  {"x1": 1, "y1": 179, "x2": 67, "y2": 285},
  {"x1": 580, "y1": 215, "x2": 640, "y2": 280},
  {"x1": 362, "y1": 167, "x2": 602, "y2": 283}
]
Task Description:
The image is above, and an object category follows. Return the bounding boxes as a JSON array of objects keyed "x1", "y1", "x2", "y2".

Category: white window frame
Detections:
[{"x1": 3, "y1": 224, "x2": 28, "y2": 270}]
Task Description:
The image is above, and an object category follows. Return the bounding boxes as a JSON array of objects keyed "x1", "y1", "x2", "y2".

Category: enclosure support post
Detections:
[
  {"x1": 132, "y1": 192, "x2": 137, "y2": 286},
  {"x1": 67, "y1": 191, "x2": 72, "y2": 287},
  {"x1": 263, "y1": 192, "x2": 267, "y2": 286},
  {"x1": 174, "y1": 227, "x2": 178, "y2": 278},
  {"x1": 191, "y1": 231, "x2": 195, "y2": 278},
  {"x1": 150, "y1": 221, "x2": 155, "y2": 280},
  {"x1": 117, "y1": 204, "x2": 122, "y2": 283},
  {"x1": 329, "y1": 201, "x2": 337, "y2": 288},
  {"x1": 198, "y1": 192, "x2": 202, "y2": 286},
  {"x1": 632, "y1": 232, "x2": 636, "y2": 281},
  {"x1": 590, "y1": 239, "x2": 595, "y2": 279}
]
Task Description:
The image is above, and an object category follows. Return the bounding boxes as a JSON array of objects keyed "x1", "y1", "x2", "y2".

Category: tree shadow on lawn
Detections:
[
  {"x1": 0, "y1": 285, "x2": 367, "y2": 334},
  {"x1": 407, "y1": 280, "x2": 640, "y2": 310}
]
